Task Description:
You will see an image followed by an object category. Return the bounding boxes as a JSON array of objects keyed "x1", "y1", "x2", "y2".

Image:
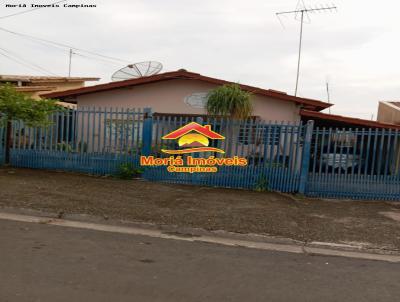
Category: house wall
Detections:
[
  {"x1": 70, "y1": 79, "x2": 301, "y2": 123},
  {"x1": 377, "y1": 101, "x2": 400, "y2": 125},
  {"x1": 29, "y1": 81, "x2": 86, "y2": 99}
]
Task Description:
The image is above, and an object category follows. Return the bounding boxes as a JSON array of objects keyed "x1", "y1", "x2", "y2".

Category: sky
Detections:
[{"x1": 0, "y1": 0, "x2": 399, "y2": 119}]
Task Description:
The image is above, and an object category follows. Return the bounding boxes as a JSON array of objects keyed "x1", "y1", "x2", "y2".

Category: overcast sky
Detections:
[{"x1": 1, "y1": 0, "x2": 399, "y2": 119}]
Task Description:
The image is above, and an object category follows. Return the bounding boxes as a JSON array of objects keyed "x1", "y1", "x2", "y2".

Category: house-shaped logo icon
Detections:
[{"x1": 161, "y1": 122, "x2": 225, "y2": 154}]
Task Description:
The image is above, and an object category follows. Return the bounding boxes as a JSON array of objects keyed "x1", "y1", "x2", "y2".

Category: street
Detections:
[{"x1": 0, "y1": 219, "x2": 399, "y2": 302}]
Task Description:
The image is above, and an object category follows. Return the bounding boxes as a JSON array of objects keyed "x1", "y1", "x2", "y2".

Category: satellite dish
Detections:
[{"x1": 111, "y1": 61, "x2": 163, "y2": 81}]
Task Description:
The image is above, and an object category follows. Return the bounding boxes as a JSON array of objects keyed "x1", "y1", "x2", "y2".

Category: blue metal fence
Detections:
[
  {"x1": 143, "y1": 115, "x2": 306, "y2": 192},
  {"x1": 1, "y1": 106, "x2": 400, "y2": 201},
  {"x1": 9, "y1": 107, "x2": 149, "y2": 174}
]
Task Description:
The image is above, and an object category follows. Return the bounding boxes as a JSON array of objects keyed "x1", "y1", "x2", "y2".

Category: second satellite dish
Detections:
[{"x1": 111, "y1": 61, "x2": 163, "y2": 81}]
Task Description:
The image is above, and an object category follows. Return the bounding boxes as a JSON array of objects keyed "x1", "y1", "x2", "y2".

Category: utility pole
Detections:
[
  {"x1": 276, "y1": 2, "x2": 337, "y2": 96},
  {"x1": 68, "y1": 48, "x2": 73, "y2": 77}
]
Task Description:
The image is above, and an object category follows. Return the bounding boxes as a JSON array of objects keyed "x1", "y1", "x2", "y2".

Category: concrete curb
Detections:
[{"x1": 0, "y1": 211, "x2": 400, "y2": 263}]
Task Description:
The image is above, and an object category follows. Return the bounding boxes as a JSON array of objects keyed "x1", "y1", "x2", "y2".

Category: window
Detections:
[{"x1": 238, "y1": 124, "x2": 281, "y2": 145}]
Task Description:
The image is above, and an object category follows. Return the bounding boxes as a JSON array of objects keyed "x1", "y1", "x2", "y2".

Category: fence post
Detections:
[
  {"x1": 0, "y1": 122, "x2": 6, "y2": 166},
  {"x1": 192, "y1": 117, "x2": 204, "y2": 184},
  {"x1": 298, "y1": 120, "x2": 314, "y2": 194},
  {"x1": 141, "y1": 108, "x2": 153, "y2": 156},
  {"x1": 194, "y1": 117, "x2": 203, "y2": 156}
]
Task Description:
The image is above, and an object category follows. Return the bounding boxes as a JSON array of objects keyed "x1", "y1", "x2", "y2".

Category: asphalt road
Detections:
[{"x1": 0, "y1": 219, "x2": 399, "y2": 302}]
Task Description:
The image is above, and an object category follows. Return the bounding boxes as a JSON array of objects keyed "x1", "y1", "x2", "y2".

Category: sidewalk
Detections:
[{"x1": 1, "y1": 168, "x2": 400, "y2": 251}]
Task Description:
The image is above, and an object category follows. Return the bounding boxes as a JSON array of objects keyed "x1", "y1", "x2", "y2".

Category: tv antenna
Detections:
[
  {"x1": 68, "y1": 48, "x2": 73, "y2": 77},
  {"x1": 111, "y1": 61, "x2": 163, "y2": 81},
  {"x1": 326, "y1": 78, "x2": 331, "y2": 114},
  {"x1": 276, "y1": 1, "x2": 337, "y2": 96}
]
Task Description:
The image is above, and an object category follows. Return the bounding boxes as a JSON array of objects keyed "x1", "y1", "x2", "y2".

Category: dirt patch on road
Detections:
[{"x1": 1, "y1": 168, "x2": 400, "y2": 250}]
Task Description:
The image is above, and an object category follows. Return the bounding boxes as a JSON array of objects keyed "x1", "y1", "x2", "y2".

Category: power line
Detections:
[
  {"x1": 72, "y1": 52, "x2": 123, "y2": 67},
  {"x1": 0, "y1": 46, "x2": 59, "y2": 75},
  {"x1": 0, "y1": 26, "x2": 131, "y2": 64},
  {"x1": 0, "y1": 51, "x2": 51, "y2": 75},
  {"x1": 0, "y1": 47, "x2": 59, "y2": 76},
  {"x1": 0, "y1": 0, "x2": 67, "y2": 19}
]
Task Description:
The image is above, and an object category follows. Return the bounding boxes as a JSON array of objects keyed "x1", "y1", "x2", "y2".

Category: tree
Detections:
[
  {"x1": 206, "y1": 83, "x2": 252, "y2": 120},
  {"x1": 206, "y1": 84, "x2": 253, "y2": 155},
  {"x1": 0, "y1": 84, "x2": 60, "y2": 163}
]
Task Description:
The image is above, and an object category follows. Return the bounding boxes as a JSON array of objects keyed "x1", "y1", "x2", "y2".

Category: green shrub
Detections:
[
  {"x1": 77, "y1": 141, "x2": 87, "y2": 153},
  {"x1": 57, "y1": 142, "x2": 73, "y2": 152},
  {"x1": 254, "y1": 174, "x2": 270, "y2": 192},
  {"x1": 115, "y1": 163, "x2": 143, "y2": 180}
]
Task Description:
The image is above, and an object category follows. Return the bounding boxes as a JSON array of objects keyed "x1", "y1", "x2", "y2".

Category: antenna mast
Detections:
[
  {"x1": 68, "y1": 48, "x2": 73, "y2": 77},
  {"x1": 276, "y1": 1, "x2": 337, "y2": 96},
  {"x1": 326, "y1": 80, "x2": 331, "y2": 114}
]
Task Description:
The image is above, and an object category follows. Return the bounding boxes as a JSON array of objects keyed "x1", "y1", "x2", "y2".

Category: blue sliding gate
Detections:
[{"x1": 306, "y1": 127, "x2": 400, "y2": 201}]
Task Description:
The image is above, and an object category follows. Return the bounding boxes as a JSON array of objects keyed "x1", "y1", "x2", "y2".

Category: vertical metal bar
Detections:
[
  {"x1": 274, "y1": 121, "x2": 284, "y2": 190},
  {"x1": 86, "y1": 106, "x2": 91, "y2": 153},
  {"x1": 293, "y1": 121, "x2": 303, "y2": 189},
  {"x1": 336, "y1": 128, "x2": 345, "y2": 190},
  {"x1": 312, "y1": 127, "x2": 319, "y2": 176},
  {"x1": 142, "y1": 108, "x2": 153, "y2": 156},
  {"x1": 384, "y1": 129, "x2": 392, "y2": 176},
  {"x1": 298, "y1": 120, "x2": 314, "y2": 194},
  {"x1": 43, "y1": 119, "x2": 48, "y2": 151},
  {"x1": 103, "y1": 107, "x2": 108, "y2": 154},
  {"x1": 364, "y1": 129, "x2": 372, "y2": 176},
  {"x1": 97, "y1": 107, "x2": 102, "y2": 153},
  {"x1": 114, "y1": 108, "x2": 119, "y2": 153},
  {"x1": 287, "y1": 123, "x2": 296, "y2": 192},
  {"x1": 70, "y1": 108, "x2": 76, "y2": 151},
  {"x1": 80, "y1": 106, "x2": 85, "y2": 155},
  {"x1": 59, "y1": 110, "x2": 64, "y2": 150},
  {"x1": 370, "y1": 128, "x2": 379, "y2": 176},
  {"x1": 49, "y1": 113, "x2": 54, "y2": 152},
  {"x1": 91, "y1": 106, "x2": 96, "y2": 153},
  {"x1": 280, "y1": 123, "x2": 290, "y2": 191},
  {"x1": 65, "y1": 108, "x2": 70, "y2": 151},
  {"x1": 53, "y1": 113, "x2": 58, "y2": 151}
]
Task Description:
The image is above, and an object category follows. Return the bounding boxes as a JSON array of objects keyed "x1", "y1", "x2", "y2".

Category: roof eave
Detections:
[{"x1": 300, "y1": 109, "x2": 400, "y2": 130}]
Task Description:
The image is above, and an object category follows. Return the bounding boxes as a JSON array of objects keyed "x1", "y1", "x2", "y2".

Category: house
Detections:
[
  {"x1": 377, "y1": 101, "x2": 400, "y2": 125},
  {"x1": 41, "y1": 69, "x2": 331, "y2": 123},
  {"x1": 0, "y1": 74, "x2": 99, "y2": 102}
]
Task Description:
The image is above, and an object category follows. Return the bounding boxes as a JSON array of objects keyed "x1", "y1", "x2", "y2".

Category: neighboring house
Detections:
[
  {"x1": 0, "y1": 75, "x2": 99, "y2": 106},
  {"x1": 377, "y1": 101, "x2": 400, "y2": 125},
  {"x1": 41, "y1": 69, "x2": 331, "y2": 123}
]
